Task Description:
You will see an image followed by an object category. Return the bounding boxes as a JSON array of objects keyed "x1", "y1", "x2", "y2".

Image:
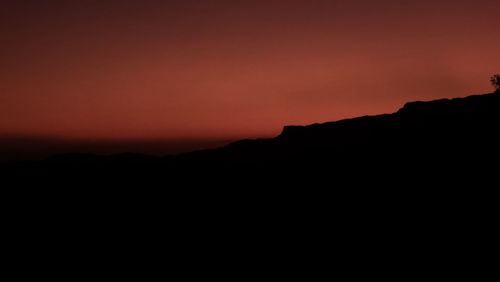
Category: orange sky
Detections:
[{"x1": 1, "y1": 0, "x2": 499, "y2": 141}]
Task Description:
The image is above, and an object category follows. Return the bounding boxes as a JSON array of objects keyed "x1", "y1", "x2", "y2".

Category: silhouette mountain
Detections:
[
  {"x1": 3, "y1": 91, "x2": 499, "y2": 182},
  {"x1": 161, "y1": 91, "x2": 499, "y2": 177},
  {"x1": 3, "y1": 92, "x2": 498, "y2": 266}
]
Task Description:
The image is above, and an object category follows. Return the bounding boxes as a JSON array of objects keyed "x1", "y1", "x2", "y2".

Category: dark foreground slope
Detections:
[{"x1": 2, "y1": 93, "x2": 498, "y2": 269}]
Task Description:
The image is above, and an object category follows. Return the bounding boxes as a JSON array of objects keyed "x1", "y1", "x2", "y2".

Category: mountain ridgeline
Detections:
[
  {"x1": 172, "y1": 92, "x2": 499, "y2": 177},
  {"x1": 3, "y1": 92, "x2": 499, "y2": 186}
]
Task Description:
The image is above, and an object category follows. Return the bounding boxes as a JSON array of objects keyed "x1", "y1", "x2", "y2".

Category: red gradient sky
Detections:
[{"x1": 1, "y1": 0, "x2": 499, "y2": 141}]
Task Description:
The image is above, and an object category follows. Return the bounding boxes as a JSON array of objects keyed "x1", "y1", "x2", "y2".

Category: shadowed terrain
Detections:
[{"x1": 3, "y1": 91, "x2": 498, "y2": 268}]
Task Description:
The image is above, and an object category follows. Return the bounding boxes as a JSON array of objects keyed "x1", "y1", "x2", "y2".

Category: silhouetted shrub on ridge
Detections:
[{"x1": 491, "y1": 74, "x2": 500, "y2": 92}]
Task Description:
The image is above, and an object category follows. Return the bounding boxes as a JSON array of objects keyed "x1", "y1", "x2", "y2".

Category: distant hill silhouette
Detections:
[{"x1": 0, "y1": 137, "x2": 233, "y2": 161}]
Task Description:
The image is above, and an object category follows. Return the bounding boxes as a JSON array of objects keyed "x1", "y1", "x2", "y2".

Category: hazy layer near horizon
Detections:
[{"x1": 0, "y1": 136, "x2": 234, "y2": 161}]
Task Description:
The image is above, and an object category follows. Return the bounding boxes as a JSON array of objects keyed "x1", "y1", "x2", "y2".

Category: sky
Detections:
[{"x1": 1, "y1": 0, "x2": 499, "y2": 143}]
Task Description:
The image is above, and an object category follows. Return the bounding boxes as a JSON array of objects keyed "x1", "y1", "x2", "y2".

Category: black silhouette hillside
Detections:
[
  {"x1": 170, "y1": 92, "x2": 499, "y2": 178},
  {"x1": 4, "y1": 92, "x2": 498, "y2": 264},
  {"x1": 3, "y1": 91, "x2": 499, "y2": 185}
]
